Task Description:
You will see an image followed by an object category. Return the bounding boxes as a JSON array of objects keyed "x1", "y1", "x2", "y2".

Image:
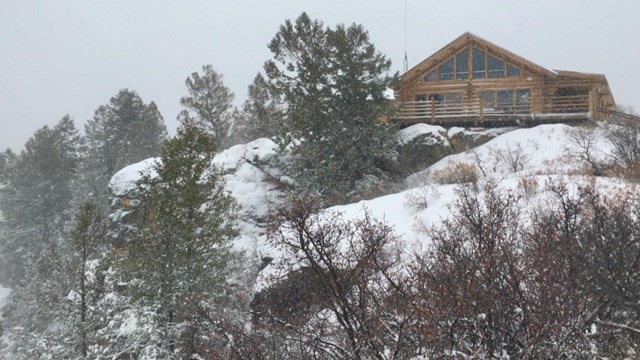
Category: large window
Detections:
[
  {"x1": 480, "y1": 89, "x2": 530, "y2": 114},
  {"x1": 438, "y1": 59, "x2": 454, "y2": 81},
  {"x1": 472, "y1": 48, "x2": 486, "y2": 79},
  {"x1": 487, "y1": 56, "x2": 505, "y2": 78},
  {"x1": 472, "y1": 47, "x2": 520, "y2": 79},
  {"x1": 425, "y1": 49, "x2": 469, "y2": 82},
  {"x1": 456, "y1": 49, "x2": 469, "y2": 80},
  {"x1": 425, "y1": 47, "x2": 522, "y2": 82}
]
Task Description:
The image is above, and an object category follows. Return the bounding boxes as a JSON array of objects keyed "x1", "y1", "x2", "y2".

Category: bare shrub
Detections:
[
  {"x1": 403, "y1": 183, "x2": 440, "y2": 210},
  {"x1": 517, "y1": 173, "x2": 539, "y2": 201},
  {"x1": 431, "y1": 162, "x2": 478, "y2": 185},
  {"x1": 605, "y1": 119, "x2": 640, "y2": 180},
  {"x1": 500, "y1": 141, "x2": 530, "y2": 172},
  {"x1": 564, "y1": 126, "x2": 614, "y2": 176}
]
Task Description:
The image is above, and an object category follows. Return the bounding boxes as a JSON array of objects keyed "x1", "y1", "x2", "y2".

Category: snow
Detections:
[
  {"x1": 214, "y1": 138, "x2": 277, "y2": 172},
  {"x1": 397, "y1": 123, "x2": 447, "y2": 144},
  {"x1": 406, "y1": 123, "x2": 612, "y2": 187},
  {"x1": 255, "y1": 122, "x2": 632, "y2": 293},
  {"x1": 118, "y1": 310, "x2": 138, "y2": 336},
  {"x1": 0, "y1": 285, "x2": 11, "y2": 320},
  {"x1": 383, "y1": 87, "x2": 395, "y2": 100},
  {"x1": 109, "y1": 158, "x2": 159, "y2": 196}
]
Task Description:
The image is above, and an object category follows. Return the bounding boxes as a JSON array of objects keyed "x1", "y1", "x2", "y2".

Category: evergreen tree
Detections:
[
  {"x1": 232, "y1": 73, "x2": 283, "y2": 143},
  {"x1": 83, "y1": 89, "x2": 167, "y2": 209},
  {"x1": 178, "y1": 65, "x2": 235, "y2": 149},
  {"x1": 118, "y1": 120, "x2": 237, "y2": 357},
  {"x1": 265, "y1": 13, "x2": 397, "y2": 202},
  {"x1": 0, "y1": 148, "x2": 17, "y2": 184},
  {"x1": 0, "y1": 115, "x2": 83, "y2": 287}
]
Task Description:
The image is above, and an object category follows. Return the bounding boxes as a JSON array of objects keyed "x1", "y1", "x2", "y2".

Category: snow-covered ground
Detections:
[
  {"x1": 256, "y1": 122, "x2": 632, "y2": 291},
  {"x1": 108, "y1": 123, "x2": 631, "y2": 296}
]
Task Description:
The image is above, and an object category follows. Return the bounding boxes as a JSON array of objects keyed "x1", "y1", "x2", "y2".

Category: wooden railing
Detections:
[
  {"x1": 395, "y1": 94, "x2": 590, "y2": 123},
  {"x1": 545, "y1": 94, "x2": 589, "y2": 114}
]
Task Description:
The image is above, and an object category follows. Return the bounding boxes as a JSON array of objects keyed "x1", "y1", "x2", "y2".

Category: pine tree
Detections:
[
  {"x1": 118, "y1": 119, "x2": 237, "y2": 357},
  {"x1": 265, "y1": 13, "x2": 397, "y2": 202},
  {"x1": 232, "y1": 73, "x2": 283, "y2": 143},
  {"x1": 0, "y1": 115, "x2": 83, "y2": 288},
  {"x1": 83, "y1": 89, "x2": 167, "y2": 210},
  {"x1": 178, "y1": 65, "x2": 235, "y2": 149}
]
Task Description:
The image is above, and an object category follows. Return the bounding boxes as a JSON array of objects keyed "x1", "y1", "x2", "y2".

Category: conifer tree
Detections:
[
  {"x1": 178, "y1": 65, "x2": 235, "y2": 149},
  {"x1": 232, "y1": 73, "x2": 283, "y2": 143},
  {"x1": 118, "y1": 119, "x2": 237, "y2": 357},
  {"x1": 83, "y1": 89, "x2": 167, "y2": 209},
  {"x1": 265, "y1": 13, "x2": 397, "y2": 202},
  {"x1": 0, "y1": 115, "x2": 83, "y2": 287}
]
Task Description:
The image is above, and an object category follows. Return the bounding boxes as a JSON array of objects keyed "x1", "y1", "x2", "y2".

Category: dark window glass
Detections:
[
  {"x1": 498, "y1": 90, "x2": 514, "y2": 109},
  {"x1": 472, "y1": 48, "x2": 486, "y2": 79},
  {"x1": 515, "y1": 90, "x2": 530, "y2": 113},
  {"x1": 456, "y1": 49, "x2": 469, "y2": 80},
  {"x1": 480, "y1": 91, "x2": 496, "y2": 109},
  {"x1": 438, "y1": 59, "x2": 454, "y2": 81},
  {"x1": 507, "y1": 65, "x2": 520, "y2": 77},
  {"x1": 445, "y1": 93, "x2": 462, "y2": 104},
  {"x1": 415, "y1": 94, "x2": 426, "y2": 102},
  {"x1": 428, "y1": 93, "x2": 443, "y2": 102},
  {"x1": 487, "y1": 56, "x2": 505, "y2": 78},
  {"x1": 425, "y1": 70, "x2": 437, "y2": 82}
]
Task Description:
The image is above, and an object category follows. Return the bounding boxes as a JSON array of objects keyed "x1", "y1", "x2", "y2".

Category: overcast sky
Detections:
[{"x1": 1, "y1": 0, "x2": 639, "y2": 152}]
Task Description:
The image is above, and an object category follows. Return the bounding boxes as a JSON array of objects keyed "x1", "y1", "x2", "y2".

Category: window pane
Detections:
[
  {"x1": 438, "y1": 59, "x2": 454, "y2": 81},
  {"x1": 498, "y1": 90, "x2": 514, "y2": 110},
  {"x1": 456, "y1": 49, "x2": 469, "y2": 80},
  {"x1": 507, "y1": 65, "x2": 520, "y2": 77},
  {"x1": 515, "y1": 90, "x2": 530, "y2": 113},
  {"x1": 480, "y1": 91, "x2": 496, "y2": 109},
  {"x1": 428, "y1": 94, "x2": 443, "y2": 102},
  {"x1": 415, "y1": 94, "x2": 426, "y2": 102},
  {"x1": 472, "y1": 48, "x2": 486, "y2": 79},
  {"x1": 487, "y1": 56, "x2": 505, "y2": 78},
  {"x1": 425, "y1": 70, "x2": 437, "y2": 82},
  {"x1": 445, "y1": 93, "x2": 462, "y2": 104}
]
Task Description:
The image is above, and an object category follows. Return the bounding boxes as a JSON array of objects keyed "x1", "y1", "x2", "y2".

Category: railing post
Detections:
[
  {"x1": 431, "y1": 101, "x2": 435, "y2": 124},
  {"x1": 479, "y1": 97, "x2": 484, "y2": 122}
]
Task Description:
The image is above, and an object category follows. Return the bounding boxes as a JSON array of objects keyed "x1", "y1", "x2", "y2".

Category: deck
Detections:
[{"x1": 391, "y1": 94, "x2": 596, "y2": 126}]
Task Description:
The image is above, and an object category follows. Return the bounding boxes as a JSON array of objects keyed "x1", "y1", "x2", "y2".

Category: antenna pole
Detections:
[{"x1": 403, "y1": 0, "x2": 408, "y2": 73}]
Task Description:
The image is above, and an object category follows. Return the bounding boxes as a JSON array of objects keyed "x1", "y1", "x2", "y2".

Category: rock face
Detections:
[{"x1": 395, "y1": 124, "x2": 510, "y2": 177}]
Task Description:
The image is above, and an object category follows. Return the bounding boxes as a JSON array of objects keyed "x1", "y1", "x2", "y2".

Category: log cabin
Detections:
[{"x1": 390, "y1": 32, "x2": 616, "y2": 126}]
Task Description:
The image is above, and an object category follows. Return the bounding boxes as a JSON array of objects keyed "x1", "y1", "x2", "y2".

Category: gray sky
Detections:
[{"x1": 1, "y1": 0, "x2": 639, "y2": 152}]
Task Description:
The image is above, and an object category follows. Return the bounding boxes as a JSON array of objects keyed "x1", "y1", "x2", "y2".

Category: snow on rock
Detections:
[
  {"x1": 214, "y1": 138, "x2": 277, "y2": 172},
  {"x1": 397, "y1": 123, "x2": 447, "y2": 145},
  {"x1": 109, "y1": 158, "x2": 159, "y2": 197}
]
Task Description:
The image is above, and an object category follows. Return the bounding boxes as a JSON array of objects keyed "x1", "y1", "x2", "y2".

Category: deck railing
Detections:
[{"x1": 395, "y1": 94, "x2": 590, "y2": 123}]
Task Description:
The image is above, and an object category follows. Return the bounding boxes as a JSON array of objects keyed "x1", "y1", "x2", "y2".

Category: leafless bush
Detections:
[
  {"x1": 500, "y1": 141, "x2": 530, "y2": 172},
  {"x1": 432, "y1": 162, "x2": 478, "y2": 185},
  {"x1": 564, "y1": 126, "x2": 614, "y2": 176},
  {"x1": 605, "y1": 119, "x2": 640, "y2": 179},
  {"x1": 403, "y1": 183, "x2": 440, "y2": 211},
  {"x1": 238, "y1": 198, "x2": 418, "y2": 359}
]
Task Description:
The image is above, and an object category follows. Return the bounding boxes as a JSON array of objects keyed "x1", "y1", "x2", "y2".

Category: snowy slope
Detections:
[
  {"x1": 256, "y1": 123, "x2": 632, "y2": 291},
  {"x1": 108, "y1": 124, "x2": 631, "y2": 296}
]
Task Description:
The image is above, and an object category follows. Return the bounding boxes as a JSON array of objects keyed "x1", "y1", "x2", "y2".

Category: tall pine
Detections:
[
  {"x1": 265, "y1": 13, "x2": 397, "y2": 202},
  {"x1": 82, "y1": 89, "x2": 167, "y2": 210},
  {"x1": 178, "y1": 65, "x2": 235, "y2": 149},
  {"x1": 117, "y1": 119, "x2": 237, "y2": 357}
]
